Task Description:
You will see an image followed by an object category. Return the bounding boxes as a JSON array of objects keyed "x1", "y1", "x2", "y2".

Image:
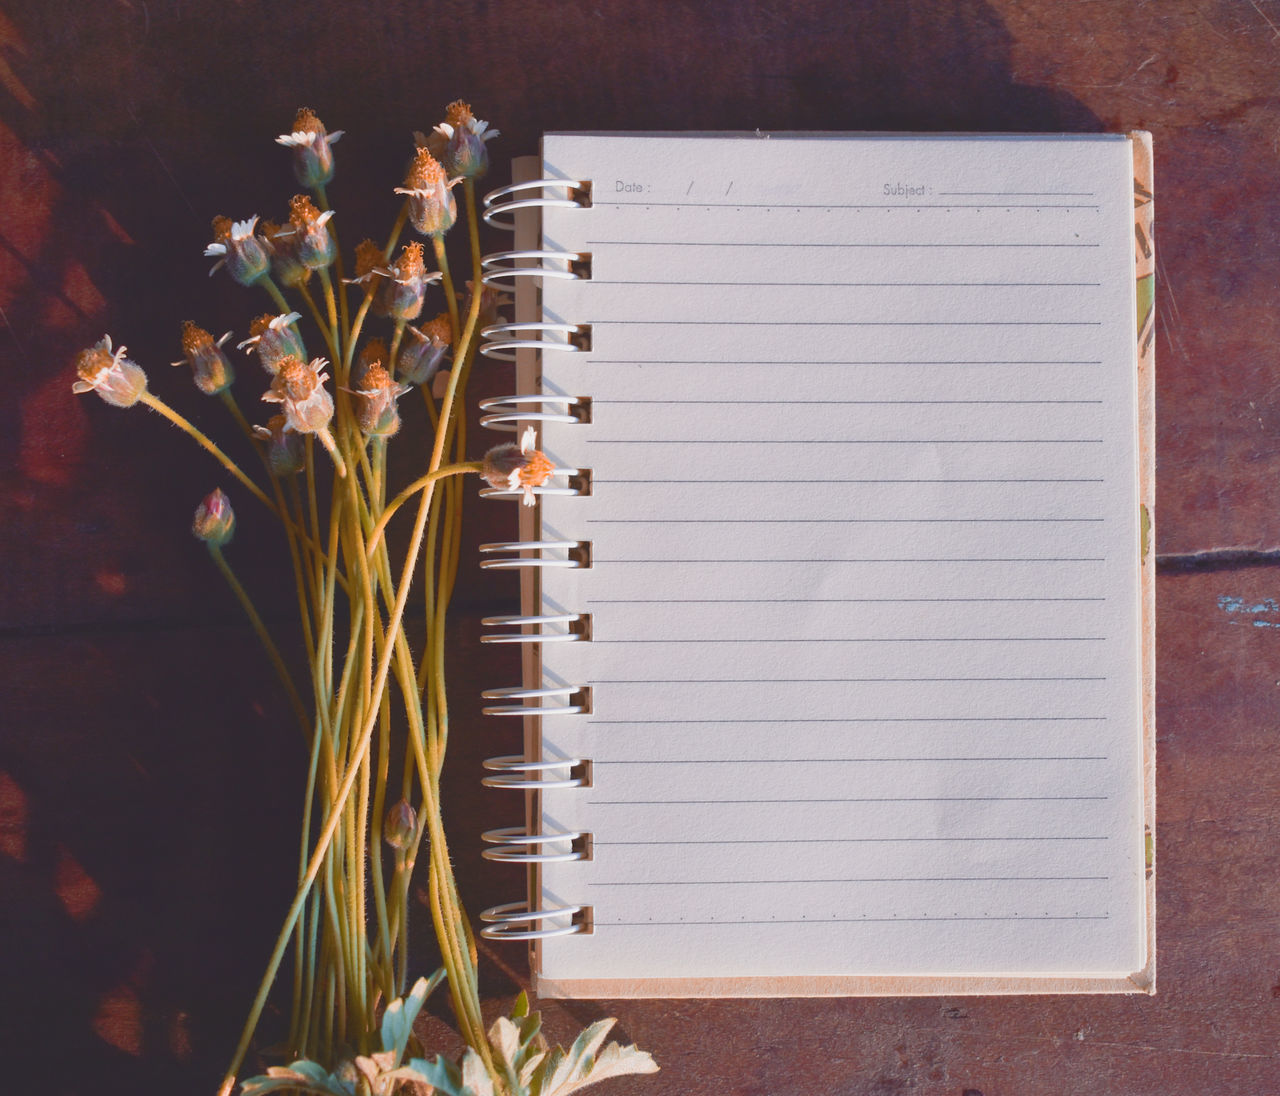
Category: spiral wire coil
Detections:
[{"x1": 478, "y1": 175, "x2": 594, "y2": 940}]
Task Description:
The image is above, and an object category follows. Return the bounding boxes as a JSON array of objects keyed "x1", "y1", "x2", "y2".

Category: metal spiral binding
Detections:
[
  {"x1": 481, "y1": 613, "x2": 589, "y2": 645},
  {"x1": 478, "y1": 321, "x2": 592, "y2": 362},
  {"x1": 480, "y1": 827, "x2": 589, "y2": 864},
  {"x1": 479, "y1": 173, "x2": 594, "y2": 943},
  {"x1": 482, "y1": 177, "x2": 592, "y2": 230},
  {"x1": 479, "y1": 901, "x2": 590, "y2": 941},
  {"x1": 478, "y1": 394, "x2": 589, "y2": 431},
  {"x1": 481, "y1": 248, "x2": 592, "y2": 285}
]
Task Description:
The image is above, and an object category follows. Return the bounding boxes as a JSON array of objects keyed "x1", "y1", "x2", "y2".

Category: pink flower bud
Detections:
[{"x1": 192, "y1": 488, "x2": 235, "y2": 547}]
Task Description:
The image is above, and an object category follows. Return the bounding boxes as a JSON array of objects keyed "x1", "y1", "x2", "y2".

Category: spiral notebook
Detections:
[{"x1": 476, "y1": 132, "x2": 1155, "y2": 998}]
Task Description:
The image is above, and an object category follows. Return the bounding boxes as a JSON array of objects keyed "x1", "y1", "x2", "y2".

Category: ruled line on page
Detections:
[
  {"x1": 596, "y1": 319, "x2": 1104, "y2": 327},
  {"x1": 599, "y1": 915, "x2": 1110, "y2": 926},
  {"x1": 588, "y1": 796, "x2": 1108, "y2": 805},
  {"x1": 587, "y1": 359, "x2": 1104, "y2": 365},
  {"x1": 593, "y1": 280, "x2": 1104, "y2": 288},
  {"x1": 591, "y1": 756, "x2": 1108, "y2": 764},
  {"x1": 590, "y1": 637, "x2": 1107, "y2": 644},
  {"x1": 938, "y1": 191, "x2": 1096, "y2": 197},
  {"x1": 585, "y1": 240, "x2": 1103, "y2": 248},
  {"x1": 594, "y1": 478, "x2": 1107, "y2": 484},
  {"x1": 586, "y1": 438, "x2": 1105, "y2": 444},
  {"x1": 595, "y1": 836, "x2": 1108, "y2": 845},
  {"x1": 599, "y1": 201, "x2": 1101, "y2": 210},
  {"x1": 592, "y1": 558, "x2": 1108, "y2": 563},
  {"x1": 586, "y1": 717, "x2": 1106, "y2": 725},
  {"x1": 587, "y1": 597, "x2": 1106, "y2": 604},
  {"x1": 588, "y1": 675, "x2": 1107, "y2": 682},
  {"x1": 592, "y1": 398, "x2": 1106, "y2": 405},
  {"x1": 586, "y1": 518, "x2": 1105, "y2": 525},
  {"x1": 591, "y1": 875, "x2": 1110, "y2": 886}
]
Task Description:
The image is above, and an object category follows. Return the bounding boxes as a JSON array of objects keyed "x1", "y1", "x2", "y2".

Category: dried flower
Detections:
[
  {"x1": 286, "y1": 194, "x2": 336, "y2": 270},
  {"x1": 348, "y1": 360, "x2": 412, "y2": 437},
  {"x1": 263, "y1": 355, "x2": 335, "y2": 435},
  {"x1": 395, "y1": 148, "x2": 461, "y2": 238},
  {"x1": 252, "y1": 414, "x2": 305, "y2": 476},
  {"x1": 397, "y1": 313, "x2": 450, "y2": 386},
  {"x1": 205, "y1": 216, "x2": 270, "y2": 286},
  {"x1": 428, "y1": 100, "x2": 499, "y2": 180},
  {"x1": 374, "y1": 242, "x2": 441, "y2": 322},
  {"x1": 344, "y1": 239, "x2": 387, "y2": 292},
  {"x1": 481, "y1": 426, "x2": 555, "y2": 506},
  {"x1": 276, "y1": 108, "x2": 344, "y2": 189},
  {"x1": 384, "y1": 800, "x2": 418, "y2": 851},
  {"x1": 238, "y1": 312, "x2": 305, "y2": 374},
  {"x1": 72, "y1": 335, "x2": 148, "y2": 407},
  {"x1": 172, "y1": 322, "x2": 235, "y2": 395},
  {"x1": 261, "y1": 219, "x2": 310, "y2": 288},
  {"x1": 192, "y1": 488, "x2": 235, "y2": 547}
]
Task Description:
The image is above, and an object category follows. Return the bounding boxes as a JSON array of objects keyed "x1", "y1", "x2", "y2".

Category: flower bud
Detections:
[
  {"x1": 287, "y1": 194, "x2": 336, "y2": 270},
  {"x1": 262, "y1": 219, "x2": 310, "y2": 288},
  {"x1": 238, "y1": 313, "x2": 305, "y2": 374},
  {"x1": 395, "y1": 148, "x2": 460, "y2": 238},
  {"x1": 397, "y1": 314, "x2": 451, "y2": 386},
  {"x1": 348, "y1": 361, "x2": 411, "y2": 437},
  {"x1": 343, "y1": 238, "x2": 387, "y2": 293},
  {"x1": 192, "y1": 488, "x2": 235, "y2": 547},
  {"x1": 384, "y1": 800, "x2": 417, "y2": 851},
  {"x1": 276, "y1": 108, "x2": 344, "y2": 189},
  {"x1": 482, "y1": 426, "x2": 555, "y2": 507},
  {"x1": 172, "y1": 322, "x2": 235, "y2": 395},
  {"x1": 374, "y1": 242, "x2": 440, "y2": 322},
  {"x1": 429, "y1": 100, "x2": 499, "y2": 180},
  {"x1": 205, "y1": 216, "x2": 270, "y2": 286},
  {"x1": 263, "y1": 355, "x2": 335, "y2": 435},
  {"x1": 252, "y1": 414, "x2": 305, "y2": 476},
  {"x1": 72, "y1": 335, "x2": 148, "y2": 408}
]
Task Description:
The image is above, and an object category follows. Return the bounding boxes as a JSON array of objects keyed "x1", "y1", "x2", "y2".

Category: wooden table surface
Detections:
[{"x1": 3, "y1": 2, "x2": 1279, "y2": 1093}]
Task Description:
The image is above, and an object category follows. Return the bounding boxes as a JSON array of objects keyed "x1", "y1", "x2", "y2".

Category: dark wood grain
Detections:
[{"x1": 3, "y1": 1, "x2": 1279, "y2": 1092}]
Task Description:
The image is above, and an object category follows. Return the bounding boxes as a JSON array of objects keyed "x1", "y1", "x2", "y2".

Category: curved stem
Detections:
[
  {"x1": 138, "y1": 392, "x2": 276, "y2": 515},
  {"x1": 366, "y1": 463, "x2": 483, "y2": 557},
  {"x1": 262, "y1": 275, "x2": 292, "y2": 313}
]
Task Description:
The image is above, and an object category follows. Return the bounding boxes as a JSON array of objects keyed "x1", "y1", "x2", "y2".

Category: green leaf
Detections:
[
  {"x1": 381, "y1": 969, "x2": 445, "y2": 1067},
  {"x1": 405, "y1": 1055, "x2": 473, "y2": 1096}
]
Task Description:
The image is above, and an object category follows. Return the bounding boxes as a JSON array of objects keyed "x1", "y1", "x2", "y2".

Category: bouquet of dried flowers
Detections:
[{"x1": 73, "y1": 103, "x2": 655, "y2": 1096}]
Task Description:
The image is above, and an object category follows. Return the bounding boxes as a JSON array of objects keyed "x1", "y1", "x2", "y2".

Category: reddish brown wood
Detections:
[{"x1": 3, "y1": 1, "x2": 1279, "y2": 1092}]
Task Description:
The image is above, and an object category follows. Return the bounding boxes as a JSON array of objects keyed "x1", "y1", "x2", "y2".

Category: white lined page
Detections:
[{"x1": 532, "y1": 134, "x2": 1143, "y2": 988}]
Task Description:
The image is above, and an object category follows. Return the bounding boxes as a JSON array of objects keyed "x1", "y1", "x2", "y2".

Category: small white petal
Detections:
[{"x1": 519, "y1": 426, "x2": 537, "y2": 454}]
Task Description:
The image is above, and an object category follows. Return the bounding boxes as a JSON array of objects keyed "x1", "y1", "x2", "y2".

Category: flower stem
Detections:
[
  {"x1": 207, "y1": 544, "x2": 311, "y2": 741},
  {"x1": 138, "y1": 392, "x2": 276, "y2": 514},
  {"x1": 365, "y1": 462, "x2": 483, "y2": 556}
]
